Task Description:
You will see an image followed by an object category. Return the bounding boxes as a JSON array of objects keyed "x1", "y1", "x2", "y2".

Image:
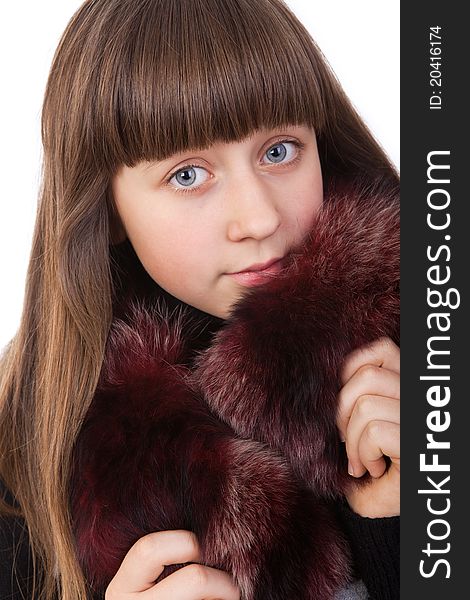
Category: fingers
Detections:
[
  {"x1": 337, "y1": 365, "x2": 400, "y2": 439},
  {"x1": 345, "y1": 460, "x2": 401, "y2": 518},
  {"x1": 345, "y1": 396, "x2": 400, "y2": 477},
  {"x1": 353, "y1": 421, "x2": 400, "y2": 478},
  {"x1": 340, "y1": 337, "x2": 400, "y2": 385},
  {"x1": 143, "y1": 563, "x2": 241, "y2": 600},
  {"x1": 107, "y1": 530, "x2": 201, "y2": 595},
  {"x1": 106, "y1": 530, "x2": 241, "y2": 600},
  {"x1": 337, "y1": 337, "x2": 400, "y2": 481}
]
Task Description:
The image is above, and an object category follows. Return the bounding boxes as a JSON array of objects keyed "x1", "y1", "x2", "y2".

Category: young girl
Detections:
[{"x1": 0, "y1": 1, "x2": 400, "y2": 599}]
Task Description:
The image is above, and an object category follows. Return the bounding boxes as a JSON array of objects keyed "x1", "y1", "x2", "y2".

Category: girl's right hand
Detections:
[{"x1": 105, "y1": 530, "x2": 241, "y2": 599}]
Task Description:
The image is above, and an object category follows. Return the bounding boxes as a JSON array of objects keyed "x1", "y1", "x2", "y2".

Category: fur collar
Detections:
[{"x1": 71, "y1": 180, "x2": 399, "y2": 599}]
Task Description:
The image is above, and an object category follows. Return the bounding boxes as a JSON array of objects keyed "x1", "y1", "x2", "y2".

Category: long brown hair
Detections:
[{"x1": 0, "y1": 1, "x2": 398, "y2": 598}]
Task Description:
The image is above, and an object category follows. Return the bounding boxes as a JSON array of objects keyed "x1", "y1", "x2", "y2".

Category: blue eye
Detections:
[
  {"x1": 264, "y1": 141, "x2": 297, "y2": 164},
  {"x1": 176, "y1": 168, "x2": 196, "y2": 186},
  {"x1": 167, "y1": 139, "x2": 302, "y2": 195},
  {"x1": 170, "y1": 165, "x2": 208, "y2": 189}
]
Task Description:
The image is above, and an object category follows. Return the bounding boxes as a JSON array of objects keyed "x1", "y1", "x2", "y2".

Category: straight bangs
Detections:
[{"x1": 86, "y1": 0, "x2": 327, "y2": 170}]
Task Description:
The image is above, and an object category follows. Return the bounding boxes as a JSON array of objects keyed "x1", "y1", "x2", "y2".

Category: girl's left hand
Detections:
[{"x1": 336, "y1": 337, "x2": 400, "y2": 518}]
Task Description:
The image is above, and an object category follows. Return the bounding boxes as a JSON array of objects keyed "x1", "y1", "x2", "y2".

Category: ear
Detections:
[
  {"x1": 109, "y1": 214, "x2": 127, "y2": 245},
  {"x1": 107, "y1": 186, "x2": 127, "y2": 245}
]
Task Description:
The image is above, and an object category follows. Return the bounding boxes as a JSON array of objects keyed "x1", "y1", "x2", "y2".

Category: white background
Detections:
[{"x1": 0, "y1": 0, "x2": 399, "y2": 350}]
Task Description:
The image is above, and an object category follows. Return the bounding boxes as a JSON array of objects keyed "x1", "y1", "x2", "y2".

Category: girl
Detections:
[{"x1": 0, "y1": 1, "x2": 400, "y2": 599}]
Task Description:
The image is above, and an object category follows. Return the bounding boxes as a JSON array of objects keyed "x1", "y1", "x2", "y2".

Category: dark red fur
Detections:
[
  {"x1": 70, "y1": 180, "x2": 399, "y2": 598},
  {"x1": 194, "y1": 180, "x2": 400, "y2": 495}
]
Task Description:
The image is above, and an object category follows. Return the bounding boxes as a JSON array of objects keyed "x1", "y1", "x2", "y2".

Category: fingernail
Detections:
[{"x1": 348, "y1": 461, "x2": 355, "y2": 477}]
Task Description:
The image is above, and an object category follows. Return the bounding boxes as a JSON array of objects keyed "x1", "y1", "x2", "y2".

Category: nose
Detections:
[{"x1": 225, "y1": 171, "x2": 281, "y2": 242}]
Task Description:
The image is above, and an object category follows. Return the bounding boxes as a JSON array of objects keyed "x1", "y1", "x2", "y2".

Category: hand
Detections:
[
  {"x1": 336, "y1": 337, "x2": 400, "y2": 518},
  {"x1": 105, "y1": 530, "x2": 241, "y2": 599}
]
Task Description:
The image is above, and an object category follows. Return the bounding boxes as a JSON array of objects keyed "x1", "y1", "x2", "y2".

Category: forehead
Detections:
[
  {"x1": 146, "y1": 124, "x2": 311, "y2": 160},
  {"x1": 98, "y1": 7, "x2": 325, "y2": 171},
  {"x1": 131, "y1": 125, "x2": 315, "y2": 176}
]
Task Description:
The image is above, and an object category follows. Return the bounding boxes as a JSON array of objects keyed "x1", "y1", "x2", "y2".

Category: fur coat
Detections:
[{"x1": 70, "y1": 179, "x2": 400, "y2": 599}]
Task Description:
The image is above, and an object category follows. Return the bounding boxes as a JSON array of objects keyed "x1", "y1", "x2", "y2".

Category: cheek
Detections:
[
  {"x1": 286, "y1": 173, "x2": 323, "y2": 236},
  {"x1": 133, "y1": 212, "x2": 216, "y2": 289}
]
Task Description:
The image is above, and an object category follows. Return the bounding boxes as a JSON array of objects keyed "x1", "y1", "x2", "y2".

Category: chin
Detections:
[
  {"x1": 187, "y1": 300, "x2": 228, "y2": 320},
  {"x1": 210, "y1": 303, "x2": 236, "y2": 321},
  {"x1": 209, "y1": 306, "x2": 230, "y2": 320}
]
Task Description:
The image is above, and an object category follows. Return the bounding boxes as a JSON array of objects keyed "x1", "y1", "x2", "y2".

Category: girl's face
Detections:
[{"x1": 112, "y1": 125, "x2": 323, "y2": 319}]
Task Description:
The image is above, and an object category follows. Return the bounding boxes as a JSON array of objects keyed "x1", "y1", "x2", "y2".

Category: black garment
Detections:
[
  {"x1": 0, "y1": 482, "x2": 37, "y2": 600},
  {"x1": 334, "y1": 499, "x2": 400, "y2": 600},
  {"x1": 1, "y1": 186, "x2": 401, "y2": 599},
  {"x1": 1, "y1": 480, "x2": 399, "y2": 600},
  {"x1": 0, "y1": 515, "x2": 36, "y2": 599}
]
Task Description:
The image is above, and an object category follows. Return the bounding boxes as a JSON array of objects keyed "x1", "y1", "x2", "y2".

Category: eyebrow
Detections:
[
  {"x1": 140, "y1": 126, "x2": 306, "y2": 172},
  {"x1": 142, "y1": 162, "x2": 160, "y2": 173},
  {"x1": 141, "y1": 149, "x2": 206, "y2": 173}
]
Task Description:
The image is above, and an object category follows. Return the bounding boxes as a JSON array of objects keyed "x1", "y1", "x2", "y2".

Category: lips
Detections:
[
  {"x1": 231, "y1": 256, "x2": 284, "y2": 274},
  {"x1": 227, "y1": 256, "x2": 285, "y2": 287}
]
